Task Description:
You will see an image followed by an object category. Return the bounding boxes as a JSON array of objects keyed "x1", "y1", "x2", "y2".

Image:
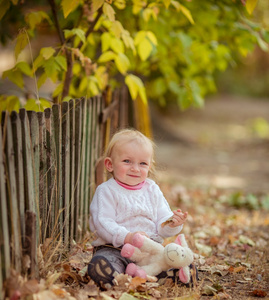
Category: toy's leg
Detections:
[
  {"x1": 121, "y1": 243, "x2": 143, "y2": 262},
  {"x1": 132, "y1": 233, "x2": 164, "y2": 255},
  {"x1": 125, "y1": 263, "x2": 147, "y2": 279}
]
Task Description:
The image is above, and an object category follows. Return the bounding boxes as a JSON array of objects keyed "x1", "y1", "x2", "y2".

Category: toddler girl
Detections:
[{"x1": 88, "y1": 129, "x2": 189, "y2": 288}]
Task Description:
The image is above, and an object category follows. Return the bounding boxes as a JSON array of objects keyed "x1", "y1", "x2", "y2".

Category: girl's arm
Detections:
[{"x1": 90, "y1": 186, "x2": 129, "y2": 247}]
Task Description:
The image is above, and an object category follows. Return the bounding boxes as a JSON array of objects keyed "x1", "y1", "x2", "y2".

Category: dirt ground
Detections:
[
  {"x1": 151, "y1": 94, "x2": 269, "y2": 194},
  {"x1": 150, "y1": 94, "x2": 269, "y2": 299}
]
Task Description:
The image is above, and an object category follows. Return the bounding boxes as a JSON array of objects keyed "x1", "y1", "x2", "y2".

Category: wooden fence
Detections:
[{"x1": 0, "y1": 86, "x2": 151, "y2": 298}]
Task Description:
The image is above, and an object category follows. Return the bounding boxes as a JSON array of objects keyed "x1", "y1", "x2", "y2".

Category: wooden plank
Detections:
[
  {"x1": 27, "y1": 111, "x2": 40, "y2": 246},
  {"x1": 52, "y1": 104, "x2": 63, "y2": 239},
  {"x1": 119, "y1": 86, "x2": 129, "y2": 129},
  {"x1": 25, "y1": 211, "x2": 37, "y2": 278},
  {"x1": 0, "y1": 119, "x2": 11, "y2": 280},
  {"x1": 81, "y1": 99, "x2": 92, "y2": 233},
  {"x1": 73, "y1": 99, "x2": 82, "y2": 240},
  {"x1": 5, "y1": 113, "x2": 22, "y2": 272},
  {"x1": 19, "y1": 109, "x2": 35, "y2": 212},
  {"x1": 44, "y1": 108, "x2": 56, "y2": 238},
  {"x1": 10, "y1": 111, "x2": 25, "y2": 247},
  {"x1": 69, "y1": 100, "x2": 75, "y2": 243},
  {"x1": 37, "y1": 112, "x2": 48, "y2": 244},
  {"x1": 61, "y1": 102, "x2": 70, "y2": 244},
  {"x1": 79, "y1": 98, "x2": 87, "y2": 240},
  {"x1": 100, "y1": 98, "x2": 119, "y2": 124}
]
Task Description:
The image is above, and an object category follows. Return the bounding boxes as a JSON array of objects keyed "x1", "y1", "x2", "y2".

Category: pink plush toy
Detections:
[{"x1": 121, "y1": 233, "x2": 194, "y2": 284}]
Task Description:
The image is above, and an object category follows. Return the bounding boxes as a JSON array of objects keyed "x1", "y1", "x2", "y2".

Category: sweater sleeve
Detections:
[
  {"x1": 90, "y1": 184, "x2": 129, "y2": 247},
  {"x1": 153, "y1": 183, "x2": 183, "y2": 237}
]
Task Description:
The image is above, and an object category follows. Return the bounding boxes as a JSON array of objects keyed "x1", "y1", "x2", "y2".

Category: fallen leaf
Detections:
[
  {"x1": 161, "y1": 219, "x2": 174, "y2": 227},
  {"x1": 119, "y1": 292, "x2": 139, "y2": 299},
  {"x1": 249, "y1": 289, "x2": 267, "y2": 297},
  {"x1": 239, "y1": 235, "x2": 255, "y2": 246}
]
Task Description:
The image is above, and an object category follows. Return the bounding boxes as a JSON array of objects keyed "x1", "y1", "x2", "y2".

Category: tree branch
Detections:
[
  {"x1": 78, "y1": 7, "x2": 103, "y2": 50},
  {"x1": 48, "y1": 0, "x2": 73, "y2": 101}
]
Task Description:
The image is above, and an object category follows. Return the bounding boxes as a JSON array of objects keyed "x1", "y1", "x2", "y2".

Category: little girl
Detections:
[{"x1": 88, "y1": 129, "x2": 189, "y2": 288}]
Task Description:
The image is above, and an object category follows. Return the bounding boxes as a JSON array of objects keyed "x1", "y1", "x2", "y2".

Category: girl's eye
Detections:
[
  {"x1": 140, "y1": 162, "x2": 147, "y2": 166},
  {"x1": 123, "y1": 159, "x2": 130, "y2": 163}
]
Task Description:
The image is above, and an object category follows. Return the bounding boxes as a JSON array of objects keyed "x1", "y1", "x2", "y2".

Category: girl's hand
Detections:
[
  {"x1": 169, "y1": 209, "x2": 188, "y2": 227},
  {"x1": 124, "y1": 231, "x2": 149, "y2": 244}
]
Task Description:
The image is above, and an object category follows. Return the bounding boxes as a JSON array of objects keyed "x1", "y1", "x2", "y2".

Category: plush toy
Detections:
[{"x1": 121, "y1": 233, "x2": 194, "y2": 284}]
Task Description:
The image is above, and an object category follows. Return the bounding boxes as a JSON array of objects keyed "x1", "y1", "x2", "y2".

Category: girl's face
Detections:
[{"x1": 104, "y1": 140, "x2": 152, "y2": 186}]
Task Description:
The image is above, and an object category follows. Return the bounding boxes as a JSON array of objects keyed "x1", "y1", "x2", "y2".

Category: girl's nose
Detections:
[{"x1": 131, "y1": 163, "x2": 139, "y2": 171}]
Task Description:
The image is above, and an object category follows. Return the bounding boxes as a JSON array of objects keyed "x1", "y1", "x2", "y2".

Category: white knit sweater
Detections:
[{"x1": 89, "y1": 178, "x2": 182, "y2": 247}]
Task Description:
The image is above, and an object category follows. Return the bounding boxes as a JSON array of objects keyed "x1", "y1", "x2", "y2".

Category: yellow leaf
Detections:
[
  {"x1": 110, "y1": 37, "x2": 124, "y2": 54},
  {"x1": 245, "y1": 0, "x2": 258, "y2": 15},
  {"x1": 134, "y1": 31, "x2": 147, "y2": 45},
  {"x1": 98, "y1": 51, "x2": 116, "y2": 62},
  {"x1": 41, "y1": 47, "x2": 55, "y2": 60},
  {"x1": 101, "y1": 32, "x2": 112, "y2": 52},
  {"x1": 163, "y1": 0, "x2": 171, "y2": 9},
  {"x1": 125, "y1": 74, "x2": 144, "y2": 100},
  {"x1": 179, "y1": 3, "x2": 194, "y2": 24},
  {"x1": 103, "y1": 2, "x2": 115, "y2": 21},
  {"x1": 115, "y1": 53, "x2": 130, "y2": 74},
  {"x1": 61, "y1": 0, "x2": 80, "y2": 18},
  {"x1": 92, "y1": 0, "x2": 105, "y2": 12},
  {"x1": 142, "y1": 8, "x2": 152, "y2": 22},
  {"x1": 110, "y1": 21, "x2": 124, "y2": 38},
  {"x1": 15, "y1": 31, "x2": 28, "y2": 60},
  {"x1": 138, "y1": 38, "x2": 152, "y2": 61},
  {"x1": 146, "y1": 31, "x2": 157, "y2": 46}
]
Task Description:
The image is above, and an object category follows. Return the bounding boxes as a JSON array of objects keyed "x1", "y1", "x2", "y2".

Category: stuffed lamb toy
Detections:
[{"x1": 121, "y1": 233, "x2": 194, "y2": 283}]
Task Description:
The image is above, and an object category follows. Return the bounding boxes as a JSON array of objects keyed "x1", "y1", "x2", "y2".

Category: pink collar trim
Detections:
[{"x1": 115, "y1": 179, "x2": 145, "y2": 190}]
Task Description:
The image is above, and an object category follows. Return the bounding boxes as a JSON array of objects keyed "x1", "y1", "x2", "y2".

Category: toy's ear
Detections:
[
  {"x1": 175, "y1": 234, "x2": 188, "y2": 247},
  {"x1": 179, "y1": 266, "x2": 190, "y2": 284}
]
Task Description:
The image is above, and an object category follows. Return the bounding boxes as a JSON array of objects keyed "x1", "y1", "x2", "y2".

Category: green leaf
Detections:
[
  {"x1": 2, "y1": 69, "x2": 24, "y2": 89},
  {"x1": 15, "y1": 30, "x2": 28, "y2": 60},
  {"x1": 52, "y1": 82, "x2": 63, "y2": 98},
  {"x1": 43, "y1": 58, "x2": 61, "y2": 80},
  {"x1": 115, "y1": 53, "x2": 130, "y2": 74},
  {"x1": 16, "y1": 61, "x2": 33, "y2": 77},
  {"x1": 103, "y1": 3, "x2": 115, "y2": 22},
  {"x1": 61, "y1": 0, "x2": 80, "y2": 18},
  {"x1": 98, "y1": 51, "x2": 116, "y2": 62},
  {"x1": 189, "y1": 80, "x2": 204, "y2": 107},
  {"x1": 64, "y1": 28, "x2": 86, "y2": 44},
  {"x1": 41, "y1": 47, "x2": 55, "y2": 60},
  {"x1": 55, "y1": 56, "x2": 67, "y2": 71},
  {"x1": 25, "y1": 11, "x2": 51, "y2": 31},
  {"x1": 37, "y1": 73, "x2": 47, "y2": 89},
  {"x1": 0, "y1": 95, "x2": 20, "y2": 112},
  {"x1": 0, "y1": 0, "x2": 10, "y2": 20},
  {"x1": 245, "y1": 0, "x2": 258, "y2": 15}
]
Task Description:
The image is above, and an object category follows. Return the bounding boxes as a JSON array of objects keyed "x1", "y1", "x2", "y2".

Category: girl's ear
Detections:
[{"x1": 104, "y1": 157, "x2": 113, "y2": 172}]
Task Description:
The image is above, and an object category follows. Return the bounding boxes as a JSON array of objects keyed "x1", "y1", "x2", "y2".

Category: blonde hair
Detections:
[{"x1": 104, "y1": 128, "x2": 156, "y2": 177}]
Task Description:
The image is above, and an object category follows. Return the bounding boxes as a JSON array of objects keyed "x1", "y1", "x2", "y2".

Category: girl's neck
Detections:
[{"x1": 115, "y1": 179, "x2": 145, "y2": 190}]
